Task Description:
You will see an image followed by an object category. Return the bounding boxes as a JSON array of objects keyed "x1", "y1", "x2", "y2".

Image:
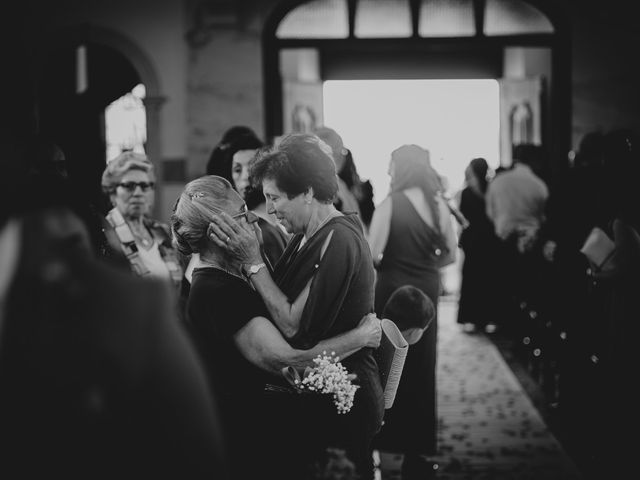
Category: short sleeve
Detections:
[{"x1": 188, "y1": 271, "x2": 267, "y2": 339}]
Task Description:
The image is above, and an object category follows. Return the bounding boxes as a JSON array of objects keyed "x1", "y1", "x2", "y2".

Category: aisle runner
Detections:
[{"x1": 378, "y1": 299, "x2": 583, "y2": 480}]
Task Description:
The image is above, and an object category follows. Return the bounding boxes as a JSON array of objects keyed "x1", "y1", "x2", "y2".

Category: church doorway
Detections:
[{"x1": 263, "y1": 0, "x2": 569, "y2": 176}]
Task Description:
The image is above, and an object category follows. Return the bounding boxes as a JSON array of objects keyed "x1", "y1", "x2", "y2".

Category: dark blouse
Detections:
[
  {"x1": 458, "y1": 186, "x2": 495, "y2": 253},
  {"x1": 272, "y1": 213, "x2": 384, "y2": 478},
  {"x1": 186, "y1": 267, "x2": 272, "y2": 398},
  {"x1": 274, "y1": 214, "x2": 375, "y2": 349},
  {"x1": 273, "y1": 213, "x2": 383, "y2": 416}
]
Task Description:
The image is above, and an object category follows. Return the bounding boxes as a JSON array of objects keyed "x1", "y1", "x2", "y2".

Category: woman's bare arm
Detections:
[
  {"x1": 234, "y1": 313, "x2": 382, "y2": 375},
  {"x1": 367, "y1": 196, "x2": 391, "y2": 267}
]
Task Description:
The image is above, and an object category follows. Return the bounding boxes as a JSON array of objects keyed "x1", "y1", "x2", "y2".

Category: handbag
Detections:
[{"x1": 580, "y1": 226, "x2": 617, "y2": 273}]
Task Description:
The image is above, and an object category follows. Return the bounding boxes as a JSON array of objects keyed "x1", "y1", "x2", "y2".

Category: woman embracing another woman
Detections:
[{"x1": 208, "y1": 133, "x2": 384, "y2": 480}]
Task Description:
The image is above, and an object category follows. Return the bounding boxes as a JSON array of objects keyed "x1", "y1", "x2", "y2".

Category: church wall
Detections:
[
  {"x1": 568, "y1": 0, "x2": 640, "y2": 147},
  {"x1": 41, "y1": 0, "x2": 188, "y2": 160},
  {"x1": 20, "y1": 0, "x2": 640, "y2": 201}
]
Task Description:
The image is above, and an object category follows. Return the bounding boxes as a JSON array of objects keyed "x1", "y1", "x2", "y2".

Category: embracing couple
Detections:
[{"x1": 170, "y1": 133, "x2": 384, "y2": 480}]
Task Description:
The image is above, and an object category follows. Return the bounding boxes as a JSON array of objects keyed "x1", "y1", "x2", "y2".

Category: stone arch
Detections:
[{"x1": 36, "y1": 24, "x2": 166, "y2": 217}]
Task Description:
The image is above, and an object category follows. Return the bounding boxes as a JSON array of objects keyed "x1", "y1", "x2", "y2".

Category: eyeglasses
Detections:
[
  {"x1": 118, "y1": 181, "x2": 155, "y2": 192},
  {"x1": 231, "y1": 204, "x2": 259, "y2": 224}
]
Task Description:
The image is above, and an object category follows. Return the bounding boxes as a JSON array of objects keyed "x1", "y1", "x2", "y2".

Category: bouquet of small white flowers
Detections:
[{"x1": 282, "y1": 351, "x2": 359, "y2": 414}]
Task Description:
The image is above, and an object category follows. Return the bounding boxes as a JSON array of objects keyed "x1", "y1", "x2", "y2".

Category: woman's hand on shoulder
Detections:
[
  {"x1": 208, "y1": 212, "x2": 262, "y2": 263},
  {"x1": 357, "y1": 313, "x2": 382, "y2": 349}
]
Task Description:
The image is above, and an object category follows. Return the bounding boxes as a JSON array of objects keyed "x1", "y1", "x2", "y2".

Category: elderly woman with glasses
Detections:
[
  {"x1": 101, "y1": 151, "x2": 182, "y2": 288},
  {"x1": 171, "y1": 174, "x2": 381, "y2": 480},
  {"x1": 207, "y1": 133, "x2": 384, "y2": 480}
]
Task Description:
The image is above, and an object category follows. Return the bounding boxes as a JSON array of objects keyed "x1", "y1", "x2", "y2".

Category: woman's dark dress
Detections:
[
  {"x1": 186, "y1": 268, "x2": 274, "y2": 480},
  {"x1": 273, "y1": 213, "x2": 384, "y2": 480},
  {"x1": 373, "y1": 192, "x2": 441, "y2": 456},
  {"x1": 457, "y1": 186, "x2": 501, "y2": 328}
]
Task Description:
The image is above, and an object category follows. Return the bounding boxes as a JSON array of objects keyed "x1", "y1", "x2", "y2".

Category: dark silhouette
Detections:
[
  {"x1": 456, "y1": 158, "x2": 502, "y2": 332},
  {"x1": 0, "y1": 170, "x2": 228, "y2": 480}
]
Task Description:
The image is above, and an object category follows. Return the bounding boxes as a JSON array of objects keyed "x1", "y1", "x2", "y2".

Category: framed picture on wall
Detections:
[{"x1": 282, "y1": 81, "x2": 324, "y2": 134}]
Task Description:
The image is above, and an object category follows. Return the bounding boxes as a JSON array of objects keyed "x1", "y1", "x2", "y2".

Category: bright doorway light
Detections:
[{"x1": 323, "y1": 79, "x2": 500, "y2": 205}]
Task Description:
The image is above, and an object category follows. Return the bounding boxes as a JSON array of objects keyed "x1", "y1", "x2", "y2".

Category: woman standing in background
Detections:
[
  {"x1": 101, "y1": 151, "x2": 183, "y2": 289},
  {"x1": 228, "y1": 133, "x2": 289, "y2": 270},
  {"x1": 368, "y1": 144, "x2": 457, "y2": 479},
  {"x1": 456, "y1": 157, "x2": 501, "y2": 333}
]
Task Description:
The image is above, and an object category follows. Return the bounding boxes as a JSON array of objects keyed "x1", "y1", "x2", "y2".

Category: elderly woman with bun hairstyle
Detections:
[{"x1": 101, "y1": 151, "x2": 182, "y2": 288}]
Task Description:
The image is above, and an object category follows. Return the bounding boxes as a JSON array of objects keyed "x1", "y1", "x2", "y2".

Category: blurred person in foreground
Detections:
[
  {"x1": 208, "y1": 133, "x2": 384, "y2": 480},
  {"x1": 586, "y1": 128, "x2": 640, "y2": 478},
  {"x1": 0, "y1": 167, "x2": 227, "y2": 479},
  {"x1": 171, "y1": 175, "x2": 381, "y2": 480}
]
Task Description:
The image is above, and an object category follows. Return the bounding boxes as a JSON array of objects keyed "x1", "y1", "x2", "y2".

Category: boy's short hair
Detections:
[{"x1": 382, "y1": 285, "x2": 435, "y2": 331}]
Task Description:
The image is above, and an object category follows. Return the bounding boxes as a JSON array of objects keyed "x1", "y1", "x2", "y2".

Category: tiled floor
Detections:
[{"x1": 376, "y1": 298, "x2": 584, "y2": 480}]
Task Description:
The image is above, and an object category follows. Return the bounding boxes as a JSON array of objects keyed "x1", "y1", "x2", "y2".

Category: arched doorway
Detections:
[
  {"x1": 263, "y1": 0, "x2": 570, "y2": 174},
  {"x1": 35, "y1": 26, "x2": 164, "y2": 217}
]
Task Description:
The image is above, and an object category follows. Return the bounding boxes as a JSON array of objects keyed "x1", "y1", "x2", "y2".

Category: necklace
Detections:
[
  {"x1": 300, "y1": 210, "x2": 339, "y2": 250},
  {"x1": 135, "y1": 235, "x2": 153, "y2": 248},
  {"x1": 199, "y1": 260, "x2": 247, "y2": 284},
  {"x1": 306, "y1": 210, "x2": 338, "y2": 240},
  {"x1": 128, "y1": 222, "x2": 153, "y2": 248}
]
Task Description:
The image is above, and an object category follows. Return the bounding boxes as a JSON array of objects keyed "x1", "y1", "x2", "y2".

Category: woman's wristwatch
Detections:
[{"x1": 244, "y1": 262, "x2": 267, "y2": 279}]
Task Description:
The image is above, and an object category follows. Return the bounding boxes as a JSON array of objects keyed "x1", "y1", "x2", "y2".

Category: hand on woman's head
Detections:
[{"x1": 207, "y1": 211, "x2": 262, "y2": 264}]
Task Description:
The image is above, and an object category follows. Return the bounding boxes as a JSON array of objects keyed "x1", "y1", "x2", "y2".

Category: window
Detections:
[
  {"x1": 276, "y1": 0, "x2": 553, "y2": 39},
  {"x1": 355, "y1": 0, "x2": 412, "y2": 38},
  {"x1": 484, "y1": 0, "x2": 554, "y2": 36},
  {"x1": 419, "y1": 0, "x2": 475, "y2": 38},
  {"x1": 277, "y1": 0, "x2": 349, "y2": 39}
]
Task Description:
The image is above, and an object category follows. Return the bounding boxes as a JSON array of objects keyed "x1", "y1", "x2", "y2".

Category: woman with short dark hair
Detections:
[
  {"x1": 208, "y1": 133, "x2": 384, "y2": 480},
  {"x1": 250, "y1": 136, "x2": 339, "y2": 203}
]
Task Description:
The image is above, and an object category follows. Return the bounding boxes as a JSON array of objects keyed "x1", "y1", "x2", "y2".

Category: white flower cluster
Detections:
[{"x1": 296, "y1": 351, "x2": 359, "y2": 414}]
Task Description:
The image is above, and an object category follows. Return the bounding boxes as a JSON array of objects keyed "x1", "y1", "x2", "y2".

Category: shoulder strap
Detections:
[
  {"x1": 147, "y1": 221, "x2": 184, "y2": 285},
  {"x1": 105, "y1": 208, "x2": 150, "y2": 277},
  {"x1": 320, "y1": 229, "x2": 334, "y2": 261}
]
